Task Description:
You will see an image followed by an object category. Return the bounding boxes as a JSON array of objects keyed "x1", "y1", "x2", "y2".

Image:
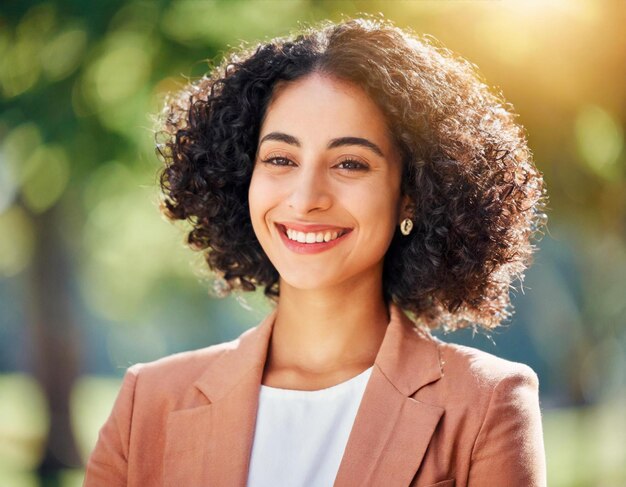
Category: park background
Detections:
[{"x1": 1, "y1": 0, "x2": 625, "y2": 486}]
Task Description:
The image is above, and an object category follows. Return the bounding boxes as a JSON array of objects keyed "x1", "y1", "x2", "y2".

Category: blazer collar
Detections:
[
  {"x1": 194, "y1": 301, "x2": 443, "y2": 401},
  {"x1": 164, "y1": 301, "x2": 444, "y2": 487},
  {"x1": 193, "y1": 305, "x2": 278, "y2": 403}
]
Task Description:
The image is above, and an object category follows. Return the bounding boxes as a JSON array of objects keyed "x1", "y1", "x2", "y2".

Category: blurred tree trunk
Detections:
[{"x1": 25, "y1": 202, "x2": 82, "y2": 484}]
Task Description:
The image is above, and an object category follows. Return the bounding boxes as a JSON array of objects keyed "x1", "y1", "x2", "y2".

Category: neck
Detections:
[{"x1": 266, "y1": 273, "x2": 391, "y2": 375}]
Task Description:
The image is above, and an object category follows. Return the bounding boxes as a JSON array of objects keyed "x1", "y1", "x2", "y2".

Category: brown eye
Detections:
[
  {"x1": 262, "y1": 157, "x2": 295, "y2": 167},
  {"x1": 335, "y1": 159, "x2": 369, "y2": 171}
]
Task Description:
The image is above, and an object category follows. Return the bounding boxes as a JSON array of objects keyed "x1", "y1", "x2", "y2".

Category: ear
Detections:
[{"x1": 398, "y1": 194, "x2": 415, "y2": 223}]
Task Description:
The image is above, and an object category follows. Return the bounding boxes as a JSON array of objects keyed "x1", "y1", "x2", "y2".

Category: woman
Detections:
[{"x1": 84, "y1": 16, "x2": 548, "y2": 487}]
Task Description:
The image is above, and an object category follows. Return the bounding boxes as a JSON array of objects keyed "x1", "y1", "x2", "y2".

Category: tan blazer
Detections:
[{"x1": 83, "y1": 302, "x2": 546, "y2": 487}]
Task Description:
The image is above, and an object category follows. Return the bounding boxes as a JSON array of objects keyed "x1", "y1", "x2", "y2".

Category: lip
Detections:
[
  {"x1": 276, "y1": 221, "x2": 351, "y2": 233},
  {"x1": 275, "y1": 223, "x2": 353, "y2": 255}
]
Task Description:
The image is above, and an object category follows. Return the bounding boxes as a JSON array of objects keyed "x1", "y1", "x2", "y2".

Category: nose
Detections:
[{"x1": 286, "y1": 163, "x2": 333, "y2": 215}]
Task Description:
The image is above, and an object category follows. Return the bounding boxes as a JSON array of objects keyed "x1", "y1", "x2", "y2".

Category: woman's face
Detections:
[{"x1": 249, "y1": 72, "x2": 407, "y2": 293}]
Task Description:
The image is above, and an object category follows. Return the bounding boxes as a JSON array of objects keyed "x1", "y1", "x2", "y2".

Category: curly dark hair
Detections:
[{"x1": 154, "y1": 15, "x2": 548, "y2": 332}]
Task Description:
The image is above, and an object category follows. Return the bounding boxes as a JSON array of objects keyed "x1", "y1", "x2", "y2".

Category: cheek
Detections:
[
  {"x1": 248, "y1": 173, "x2": 264, "y2": 229},
  {"x1": 350, "y1": 179, "x2": 401, "y2": 229},
  {"x1": 248, "y1": 171, "x2": 277, "y2": 233}
]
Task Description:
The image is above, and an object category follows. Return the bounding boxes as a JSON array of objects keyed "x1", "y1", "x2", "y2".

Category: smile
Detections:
[
  {"x1": 286, "y1": 227, "x2": 349, "y2": 243},
  {"x1": 275, "y1": 223, "x2": 353, "y2": 254}
]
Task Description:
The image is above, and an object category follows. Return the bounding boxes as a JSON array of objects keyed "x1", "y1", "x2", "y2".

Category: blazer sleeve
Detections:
[
  {"x1": 83, "y1": 364, "x2": 141, "y2": 487},
  {"x1": 467, "y1": 366, "x2": 547, "y2": 487}
]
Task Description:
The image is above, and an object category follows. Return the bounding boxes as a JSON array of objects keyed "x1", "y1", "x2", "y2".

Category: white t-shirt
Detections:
[{"x1": 246, "y1": 365, "x2": 374, "y2": 487}]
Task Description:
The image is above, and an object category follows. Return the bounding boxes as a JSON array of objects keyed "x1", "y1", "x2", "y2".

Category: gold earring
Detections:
[{"x1": 400, "y1": 218, "x2": 413, "y2": 236}]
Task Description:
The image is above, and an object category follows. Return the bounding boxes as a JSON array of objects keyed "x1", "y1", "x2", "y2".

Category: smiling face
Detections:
[{"x1": 248, "y1": 72, "x2": 408, "y2": 293}]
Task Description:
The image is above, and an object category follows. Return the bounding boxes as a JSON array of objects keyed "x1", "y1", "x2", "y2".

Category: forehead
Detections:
[{"x1": 260, "y1": 73, "x2": 394, "y2": 150}]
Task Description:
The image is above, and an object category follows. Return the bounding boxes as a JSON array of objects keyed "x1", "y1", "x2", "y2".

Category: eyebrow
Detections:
[{"x1": 259, "y1": 132, "x2": 385, "y2": 158}]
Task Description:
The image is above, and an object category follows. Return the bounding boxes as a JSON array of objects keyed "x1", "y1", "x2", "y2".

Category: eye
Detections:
[
  {"x1": 261, "y1": 156, "x2": 295, "y2": 167},
  {"x1": 335, "y1": 158, "x2": 369, "y2": 171}
]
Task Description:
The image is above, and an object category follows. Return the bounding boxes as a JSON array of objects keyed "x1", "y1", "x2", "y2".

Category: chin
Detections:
[
  {"x1": 280, "y1": 277, "x2": 332, "y2": 291},
  {"x1": 278, "y1": 271, "x2": 341, "y2": 292}
]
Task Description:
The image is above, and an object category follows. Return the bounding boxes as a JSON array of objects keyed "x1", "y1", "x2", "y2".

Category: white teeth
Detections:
[{"x1": 285, "y1": 227, "x2": 344, "y2": 244}]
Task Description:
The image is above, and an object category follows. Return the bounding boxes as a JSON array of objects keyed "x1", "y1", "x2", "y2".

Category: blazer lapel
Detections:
[
  {"x1": 333, "y1": 303, "x2": 444, "y2": 486},
  {"x1": 164, "y1": 307, "x2": 278, "y2": 487},
  {"x1": 163, "y1": 302, "x2": 444, "y2": 487}
]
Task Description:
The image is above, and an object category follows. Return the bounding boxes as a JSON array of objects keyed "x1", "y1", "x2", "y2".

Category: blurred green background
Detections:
[{"x1": 1, "y1": 1, "x2": 625, "y2": 486}]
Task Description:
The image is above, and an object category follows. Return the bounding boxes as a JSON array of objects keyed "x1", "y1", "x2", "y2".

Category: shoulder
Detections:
[
  {"x1": 114, "y1": 308, "x2": 277, "y2": 409},
  {"x1": 428, "y1": 339, "x2": 547, "y2": 484},
  {"x1": 121, "y1": 334, "x2": 242, "y2": 402},
  {"x1": 429, "y1": 335, "x2": 540, "y2": 403},
  {"x1": 422, "y1": 336, "x2": 544, "y2": 464},
  {"x1": 437, "y1": 336, "x2": 538, "y2": 382}
]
